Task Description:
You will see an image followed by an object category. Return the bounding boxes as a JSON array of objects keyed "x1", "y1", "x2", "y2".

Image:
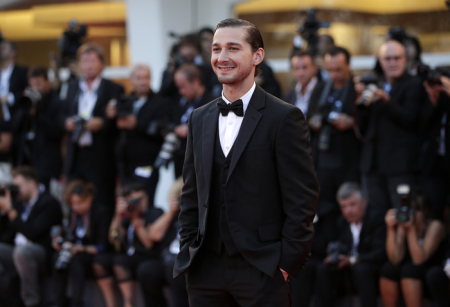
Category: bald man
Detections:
[{"x1": 354, "y1": 40, "x2": 425, "y2": 214}]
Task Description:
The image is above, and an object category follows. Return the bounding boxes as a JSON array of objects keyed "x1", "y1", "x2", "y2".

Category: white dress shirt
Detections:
[
  {"x1": 350, "y1": 222, "x2": 363, "y2": 248},
  {"x1": 0, "y1": 64, "x2": 15, "y2": 120},
  {"x1": 219, "y1": 82, "x2": 256, "y2": 157},
  {"x1": 77, "y1": 76, "x2": 102, "y2": 146},
  {"x1": 295, "y1": 76, "x2": 317, "y2": 116}
]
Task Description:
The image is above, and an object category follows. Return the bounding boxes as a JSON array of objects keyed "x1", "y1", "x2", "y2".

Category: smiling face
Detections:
[{"x1": 211, "y1": 27, "x2": 263, "y2": 88}]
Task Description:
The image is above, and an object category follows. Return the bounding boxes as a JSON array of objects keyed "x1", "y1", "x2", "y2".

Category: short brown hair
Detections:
[
  {"x1": 175, "y1": 63, "x2": 204, "y2": 84},
  {"x1": 214, "y1": 18, "x2": 264, "y2": 77},
  {"x1": 12, "y1": 166, "x2": 38, "y2": 183},
  {"x1": 76, "y1": 42, "x2": 105, "y2": 64},
  {"x1": 65, "y1": 179, "x2": 95, "y2": 204}
]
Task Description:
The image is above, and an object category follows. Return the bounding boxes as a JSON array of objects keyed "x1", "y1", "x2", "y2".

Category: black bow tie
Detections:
[{"x1": 216, "y1": 99, "x2": 244, "y2": 117}]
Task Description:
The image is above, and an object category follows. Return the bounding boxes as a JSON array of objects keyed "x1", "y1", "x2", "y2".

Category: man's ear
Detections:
[{"x1": 254, "y1": 48, "x2": 265, "y2": 66}]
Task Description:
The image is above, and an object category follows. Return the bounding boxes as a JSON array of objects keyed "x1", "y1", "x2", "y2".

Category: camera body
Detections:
[
  {"x1": 417, "y1": 64, "x2": 450, "y2": 86},
  {"x1": 126, "y1": 198, "x2": 142, "y2": 216},
  {"x1": 358, "y1": 74, "x2": 380, "y2": 107},
  {"x1": 0, "y1": 184, "x2": 19, "y2": 199},
  {"x1": 19, "y1": 90, "x2": 42, "y2": 109},
  {"x1": 327, "y1": 241, "x2": 348, "y2": 265},
  {"x1": 51, "y1": 225, "x2": 75, "y2": 271},
  {"x1": 114, "y1": 96, "x2": 137, "y2": 118}
]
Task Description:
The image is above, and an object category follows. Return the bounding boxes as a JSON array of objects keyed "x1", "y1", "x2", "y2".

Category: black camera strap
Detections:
[{"x1": 317, "y1": 79, "x2": 333, "y2": 109}]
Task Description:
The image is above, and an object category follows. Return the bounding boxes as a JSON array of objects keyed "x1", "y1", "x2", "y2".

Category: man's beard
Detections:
[{"x1": 215, "y1": 64, "x2": 252, "y2": 85}]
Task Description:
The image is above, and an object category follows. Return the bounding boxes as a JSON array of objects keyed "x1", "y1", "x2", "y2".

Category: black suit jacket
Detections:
[
  {"x1": 284, "y1": 80, "x2": 324, "y2": 121},
  {"x1": 336, "y1": 208, "x2": 386, "y2": 264},
  {"x1": 1, "y1": 192, "x2": 62, "y2": 249},
  {"x1": 419, "y1": 93, "x2": 450, "y2": 176},
  {"x1": 174, "y1": 85, "x2": 319, "y2": 278},
  {"x1": 62, "y1": 78, "x2": 124, "y2": 177},
  {"x1": 8, "y1": 65, "x2": 28, "y2": 105},
  {"x1": 307, "y1": 80, "x2": 361, "y2": 174},
  {"x1": 120, "y1": 92, "x2": 171, "y2": 173},
  {"x1": 356, "y1": 72, "x2": 425, "y2": 174}
]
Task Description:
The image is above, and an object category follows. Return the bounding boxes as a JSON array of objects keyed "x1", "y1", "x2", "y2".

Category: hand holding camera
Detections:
[
  {"x1": 84, "y1": 117, "x2": 104, "y2": 133},
  {"x1": 116, "y1": 115, "x2": 137, "y2": 130}
]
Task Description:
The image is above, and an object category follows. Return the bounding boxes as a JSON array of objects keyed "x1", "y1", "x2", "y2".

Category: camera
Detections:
[
  {"x1": 417, "y1": 64, "x2": 450, "y2": 86},
  {"x1": 298, "y1": 9, "x2": 330, "y2": 56},
  {"x1": 51, "y1": 225, "x2": 75, "y2": 271},
  {"x1": 0, "y1": 184, "x2": 19, "y2": 198},
  {"x1": 396, "y1": 184, "x2": 415, "y2": 223},
  {"x1": 357, "y1": 74, "x2": 380, "y2": 107},
  {"x1": 126, "y1": 197, "x2": 142, "y2": 215},
  {"x1": 111, "y1": 96, "x2": 137, "y2": 118},
  {"x1": 70, "y1": 116, "x2": 86, "y2": 143},
  {"x1": 18, "y1": 89, "x2": 42, "y2": 109},
  {"x1": 327, "y1": 241, "x2": 348, "y2": 265},
  {"x1": 153, "y1": 132, "x2": 181, "y2": 169},
  {"x1": 387, "y1": 26, "x2": 408, "y2": 43},
  {"x1": 147, "y1": 120, "x2": 176, "y2": 137},
  {"x1": 59, "y1": 20, "x2": 87, "y2": 66}
]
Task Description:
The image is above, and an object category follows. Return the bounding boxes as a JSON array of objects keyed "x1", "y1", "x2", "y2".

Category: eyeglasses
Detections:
[{"x1": 381, "y1": 55, "x2": 404, "y2": 62}]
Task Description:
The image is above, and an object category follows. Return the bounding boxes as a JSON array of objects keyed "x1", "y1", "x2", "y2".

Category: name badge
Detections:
[{"x1": 135, "y1": 166, "x2": 152, "y2": 178}]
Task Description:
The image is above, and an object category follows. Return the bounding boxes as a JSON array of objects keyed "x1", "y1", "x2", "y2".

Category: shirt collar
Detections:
[
  {"x1": 221, "y1": 82, "x2": 256, "y2": 115},
  {"x1": 79, "y1": 76, "x2": 102, "y2": 93},
  {"x1": 295, "y1": 77, "x2": 317, "y2": 96},
  {"x1": 1, "y1": 64, "x2": 14, "y2": 76}
]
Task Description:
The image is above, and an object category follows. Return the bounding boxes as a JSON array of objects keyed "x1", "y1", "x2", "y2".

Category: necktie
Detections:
[{"x1": 216, "y1": 98, "x2": 244, "y2": 117}]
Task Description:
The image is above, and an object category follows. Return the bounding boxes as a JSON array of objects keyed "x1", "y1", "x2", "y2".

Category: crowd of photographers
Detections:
[{"x1": 0, "y1": 23, "x2": 449, "y2": 307}]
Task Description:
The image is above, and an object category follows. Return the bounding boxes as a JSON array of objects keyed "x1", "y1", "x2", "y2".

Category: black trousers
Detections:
[
  {"x1": 421, "y1": 157, "x2": 450, "y2": 219},
  {"x1": 185, "y1": 246, "x2": 291, "y2": 307},
  {"x1": 289, "y1": 258, "x2": 322, "y2": 307},
  {"x1": 137, "y1": 257, "x2": 188, "y2": 307},
  {"x1": 315, "y1": 262, "x2": 380, "y2": 307}
]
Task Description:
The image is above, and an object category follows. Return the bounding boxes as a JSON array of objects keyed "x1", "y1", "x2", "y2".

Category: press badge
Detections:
[{"x1": 134, "y1": 166, "x2": 152, "y2": 178}]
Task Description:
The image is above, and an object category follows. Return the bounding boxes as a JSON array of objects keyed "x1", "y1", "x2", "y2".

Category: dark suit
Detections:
[
  {"x1": 284, "y1": 80, "x2": 324, "y2": 120},
  {"x1": 62, "y1": 78, "x2": 124, "y2": 214},
  {"x1": 419, "y1": 93, "x2": 450, "y2": 218},
  {"x1": 174, "y1": 85, "x2": 319, "y2": 306},
  {"x1": 356, "y1": 72, "x2": 425, "y2": 212},
  {"x1": 315, "y1": 209, "x2": 386, "y2": 307},
  {"x1": 308, "y1": 80, "x2": 360, "y2": 219},
  {"x1": 118, "y1": 92, "x2": 171, "y2": 204},
  {"x1": 170, "y1": 90, "x2": 215, "y2": 177}
]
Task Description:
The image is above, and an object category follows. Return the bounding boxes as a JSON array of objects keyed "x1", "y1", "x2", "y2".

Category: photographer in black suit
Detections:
[
  {"x1": 420, "y1": 76, "x2": 450, "y2": 218},
  {"x1": 106, "y1": 64, "x2": 171, "y2": 206},
  {"x1": 173, "y1": 18, "x2": 319, "y2": 306},
  {"x1": 315, "y1": 182, "x2": 386, "y2": 307},
  {"x1": 171, "y1": 64, "x2": 214, "y2": 177},
  {"x1": 0, "y1": 166, "x2": 62, "y2": 307},
  {"x1": 354, "y1": 40, "x2": 425, "y2": 213},
  {"x1": 284, "y1": 51, "x2": 322, "y2": 119},
  {"x1": 13, "y1": 66, "x2": 64, "y2": 188},
  {"x1": 62, "y1": 43, "x2": 124, "y2": 215}
]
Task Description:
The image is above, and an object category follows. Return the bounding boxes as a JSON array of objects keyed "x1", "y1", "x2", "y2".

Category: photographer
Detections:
[
  {"x1": 420, "y1": 76, "x2": 450, "y2": 217},
  {"x1": 314, "y1": 182, "x2": 386, "y2": 307},
  {"x1": 93, "y1": 182, "x2": 176, "y2": 307},
  {"x1": 137, "y1": 177, "x2": 188, "y2": 307},
  {"x1": 53, "y1": 179, "x2": 110, "y2": 307},
  {"x1": 380, "y1": 188, "x2": 446, "y2": 307},
  {"x1": 307, "y1": 47, "x2": 360, "y2": 227},
  {"x1": 106, "y1": 64, "x2": 171, "y2": 206},
  {"x1": 62, "y1": 43, "x2": 124, "y2": 215},
  {"x1": 284, "y1": 50, "x2": 322, "y2": 118},
  {"x1": 12, "y1": 66, "x2": 65, "y2": 188},
  {"x1": 354, "y1": 40, "x2": 425, "y2": 213},
  {"x1": 171, "y1": 64, "x2": 213, "y2": 177},
  {"x1": 0, "y1": 166, "x2": 62, "y2": 307}
]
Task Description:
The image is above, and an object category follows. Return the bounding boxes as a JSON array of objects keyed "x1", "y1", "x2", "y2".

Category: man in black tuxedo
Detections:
[
  {"x1": 315, "y1": 182, "x2": 386, "y2": 307},
  {"x1": 284, "y1": 50, "x2": 322, "y2": 119},
  {"x1": 173, "y1": 18, "x2": 319, "y2": 307},
  {"x1": 0, "y1": 166, "x2": 62, "y2": 307},
  {"x1": 354, "y1": 40, "x2": 425, "y2": 213},
  {"x1": 171, "y1": 64, "x2": 215, "y2": 177},
  {"x1": 62, "y1": 43, "x2": 124, "y2": 215}
]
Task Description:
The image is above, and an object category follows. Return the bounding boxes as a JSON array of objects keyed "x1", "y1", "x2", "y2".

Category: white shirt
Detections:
[
  {"x1": 77, "y1": 76, "x2": 102, "y2": 146},
  {"x1": 219, "y1": 83, "x2": 256, "y2": 157},
  {"x1": 0, "y1": 64, "x2": 15, "y2": 120},
  {"x1": 295, "y1": 76, "x2": 317, "y2": 116},
  {"x1": 350, "y1": 222, "x2": 363, "y2": 248}
]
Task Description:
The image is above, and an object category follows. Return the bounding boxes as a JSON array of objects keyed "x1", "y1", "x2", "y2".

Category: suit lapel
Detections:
[
  {"x1": 93, "y1": 79, "x2": 105, "y2": 116},
  {"x1": 226, "y1": 86, "x2": 265, "y2": 183},
  {"x1": 202, "y1": 102, "x2": 219, "y2": 200}
]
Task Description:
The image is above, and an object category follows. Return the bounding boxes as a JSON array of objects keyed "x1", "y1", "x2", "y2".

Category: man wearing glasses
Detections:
[{"x1": 353, "y1": 40, "x2": 425, "y2": 214}]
